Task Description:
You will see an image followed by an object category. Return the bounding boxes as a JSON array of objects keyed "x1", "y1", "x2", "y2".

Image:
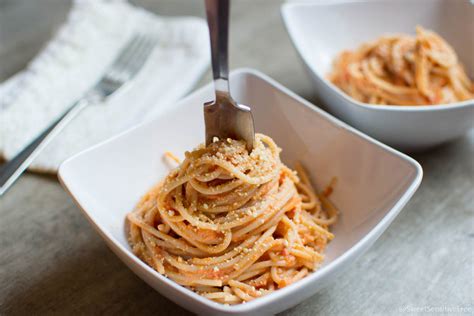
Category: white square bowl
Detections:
[
  {"x1": 58, "y1": 69, "x2": 422, "y2": 315},
  {"x1": 282, "y1": 0, "x2": 474, "y2": 152}
]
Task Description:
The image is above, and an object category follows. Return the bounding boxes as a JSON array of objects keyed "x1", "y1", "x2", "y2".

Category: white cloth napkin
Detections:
[{"x1": 0, "y1": 0, "x2": 209, "y2": 173}]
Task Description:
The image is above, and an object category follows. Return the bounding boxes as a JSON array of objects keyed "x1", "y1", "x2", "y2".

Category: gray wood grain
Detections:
[{"x1": 0, "y1": 1, "x2": 473, "y2": 315}]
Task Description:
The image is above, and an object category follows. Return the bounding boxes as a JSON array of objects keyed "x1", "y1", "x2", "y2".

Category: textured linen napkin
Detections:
[{"x1": 0, "y1": 0, "x2": 209, "y2": 173}]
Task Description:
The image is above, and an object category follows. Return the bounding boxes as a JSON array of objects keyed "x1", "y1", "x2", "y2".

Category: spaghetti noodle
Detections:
[
  {"x1": 328, "y1": 26, "x2": 473, "y2": 105},
  {"x1": 127, "y1": 134, "x2": 337, "y2": 304}
]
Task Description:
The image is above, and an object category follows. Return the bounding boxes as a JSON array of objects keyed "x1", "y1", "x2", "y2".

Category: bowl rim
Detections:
[
  {"x1": 281, "y1": 0, "x2": 474, "y2": 112},
  {"x1": 58, "y1": 68, "x2": 423, "y2": 314}
]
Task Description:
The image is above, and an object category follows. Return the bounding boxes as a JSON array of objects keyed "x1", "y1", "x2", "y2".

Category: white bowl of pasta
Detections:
[
  {"x1": 58, "y1": 69, "x2": 422, "y2": 315},
  {"x1": 282, "y1": 0, "x2": 474, "y2": 152}
]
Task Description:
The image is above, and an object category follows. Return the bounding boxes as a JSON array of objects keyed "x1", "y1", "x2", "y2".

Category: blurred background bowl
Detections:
[{"x1": 282, "y1": 0, "x2": 474, "y2": 152}]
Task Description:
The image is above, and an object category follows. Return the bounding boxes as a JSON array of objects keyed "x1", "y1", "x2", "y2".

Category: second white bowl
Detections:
[{"x1": 282, "y1": 0, "x2": 474, "y2": 152}]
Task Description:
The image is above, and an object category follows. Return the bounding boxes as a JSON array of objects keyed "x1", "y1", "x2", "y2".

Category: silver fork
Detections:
[
  {"x1": 0, "y1": 35, "x2": 157, "y2": 196},
  {"x1": 203, "y1": 0, "x2": 255, "y2": 152}
]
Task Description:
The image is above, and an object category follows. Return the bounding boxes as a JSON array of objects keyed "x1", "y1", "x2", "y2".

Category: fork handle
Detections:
[
  {"x1": 0, "y1": 97, "x2": 90, "y2": 196},
  {"x1": 205, "y1": 0, "x2": 230, "y2": 94}
]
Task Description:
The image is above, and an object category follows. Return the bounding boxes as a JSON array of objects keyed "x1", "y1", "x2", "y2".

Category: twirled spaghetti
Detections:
[
  {"x1": 329, "y1": 26, "x2": 473, "y2": 105},
  {"x1": 127, "y1": 134, "x2": 337, "y2": 304}
]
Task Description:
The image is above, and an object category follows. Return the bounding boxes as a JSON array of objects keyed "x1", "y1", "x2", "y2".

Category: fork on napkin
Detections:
[{"x1": 0, "y1": 0, "x2": 209, "y2": 173}]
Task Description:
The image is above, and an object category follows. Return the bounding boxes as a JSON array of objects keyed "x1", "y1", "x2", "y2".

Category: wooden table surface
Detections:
[{"x1": 1, "y1": 1, "x2": 473, "y2": 315}]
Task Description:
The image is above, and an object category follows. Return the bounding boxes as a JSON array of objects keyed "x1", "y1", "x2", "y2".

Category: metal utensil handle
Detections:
[
  {"x1": 0, "y1": 98, "x2": 90, "y2": 196},
  {"x1": 205, "y1": 0, "x2": 230, "y2": 94}
]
